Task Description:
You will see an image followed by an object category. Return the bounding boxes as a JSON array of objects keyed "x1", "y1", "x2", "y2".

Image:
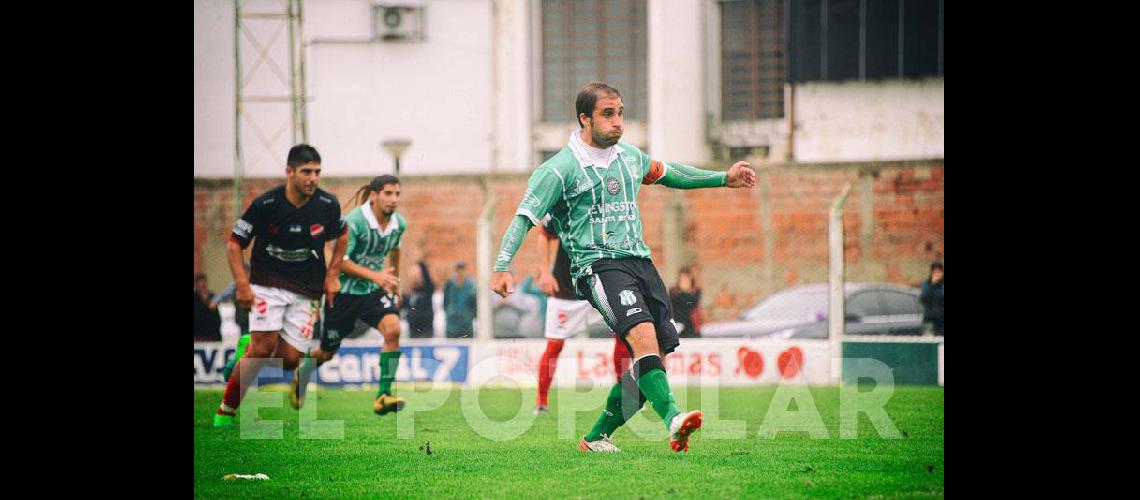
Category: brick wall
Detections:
[{"x1": 194, "y1": 161, "x2": 943, "y2": 322}]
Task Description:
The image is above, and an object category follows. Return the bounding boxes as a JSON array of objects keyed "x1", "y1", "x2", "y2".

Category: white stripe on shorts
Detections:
[{"x1": 591, "y1": 274, "x2": 618, "y2": 328}]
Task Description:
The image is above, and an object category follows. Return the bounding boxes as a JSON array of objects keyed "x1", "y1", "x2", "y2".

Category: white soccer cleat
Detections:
[
  {"x1": 668, "y1": 410, "x2": 704, "y2": 453},
  {"x1": 578, "y1": 434, "x2": 621, "y2": 452}
]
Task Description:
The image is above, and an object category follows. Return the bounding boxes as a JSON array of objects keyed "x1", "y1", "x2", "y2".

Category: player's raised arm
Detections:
[{"x1": 641, "y1": 159, "x2": 756, "y2": 190}]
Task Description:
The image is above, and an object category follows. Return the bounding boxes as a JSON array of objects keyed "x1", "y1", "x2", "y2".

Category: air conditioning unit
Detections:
[{"x1": 372, "y1": 5, "x2": 425, "y2": 42}]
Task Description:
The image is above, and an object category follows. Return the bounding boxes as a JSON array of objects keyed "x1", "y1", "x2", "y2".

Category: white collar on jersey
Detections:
[
  {"x1": 362, "y1": 200, "x2": 399, "y2": 236},
  {"x1": 567, "y1": 130, "x2": 624, "y2": 169}
]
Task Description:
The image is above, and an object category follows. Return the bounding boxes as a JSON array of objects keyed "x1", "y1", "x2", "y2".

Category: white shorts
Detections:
[
  {"x1": 249, "y1": 284, "x2": 321, "y2": 352},
  {"x1": 544, "y1": 297, "x2": 607, "y2": 340}
]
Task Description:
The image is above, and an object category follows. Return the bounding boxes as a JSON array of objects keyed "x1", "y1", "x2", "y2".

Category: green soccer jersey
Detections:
[
  {"x1": 339, "y1": 201, "x2": 406, "y2": 296},
  {"x1": 512, "y1": 132, "x2": 660, "y2": 288}
]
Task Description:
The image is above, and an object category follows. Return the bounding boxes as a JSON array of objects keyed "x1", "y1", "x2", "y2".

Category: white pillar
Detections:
[
  {"x1": 492, "y1": 0, "x2": 533, "y2": 172},
  {"x1": 647, "y1": 0, "x2": 709, "y2": 164}
]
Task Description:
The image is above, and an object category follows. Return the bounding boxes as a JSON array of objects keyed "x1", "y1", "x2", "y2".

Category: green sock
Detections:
[
  {"x1": 637, "y1": 368, "x2": 680, "y2": 430},
  {"x1": 585, "y1": 382, "x2": 627, "y2": 441},
  {"x1": 584, "y1": 375, "x2": 645, "y2": 441},
  {"x1": 223, "y1": 334, "x2": 251, "y2": 381},
  {"x1": 378, "y1": 351, "x2": 401, "y2": 397},
  {"x1": 297, "y1": 350, "x2": 313, "y2": 375}
]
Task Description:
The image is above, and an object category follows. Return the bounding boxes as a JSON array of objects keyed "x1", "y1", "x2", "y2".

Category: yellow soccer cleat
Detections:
[{"x1": 373, "y1": 393, "x2": 406, "y2": 416}]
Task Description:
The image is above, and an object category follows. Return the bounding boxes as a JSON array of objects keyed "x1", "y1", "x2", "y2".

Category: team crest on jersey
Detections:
[
  {"x1": 619, "y1": 290, "x2": 637, "y2": 306},
  {"x1": 310, "y1": 224, "x2": 324, "y2": 237},
  {"x1": 606, "y1": 176, "x2": 621, "y2": 195}
]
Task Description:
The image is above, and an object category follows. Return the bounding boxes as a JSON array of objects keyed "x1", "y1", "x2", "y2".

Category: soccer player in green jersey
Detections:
[
  {"x1": 291, "y1": 175, "x2": 409, "y2": 416},
  {"x1": 491, "y1": 82, "x2": 757, "y2": 453}
]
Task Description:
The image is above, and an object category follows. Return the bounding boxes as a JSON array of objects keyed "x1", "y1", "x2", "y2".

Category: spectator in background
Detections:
[
  {"x1": 403, "y1": 260, "x2": 436, "y2": 338},
  {"x1": 669, "y1": 268, "x2": 701, "y2": 338},
  {"x1": 518, "y1": 272, "x2": 548, "y2": 323},
  {"x1": 194, "y1": 273, "x2": 222, "y2": 341},
  {"x1": 688, "y1": 264, "x2": 705, "y2": 337},
  {"x1": 444, "y1": 261, "x2": 477, "y2": 338},
  {"x1": 920, "y1": 262, "x2": 944, "y2": 336}
]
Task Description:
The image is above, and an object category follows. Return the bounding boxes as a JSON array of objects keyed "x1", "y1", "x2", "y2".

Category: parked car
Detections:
[{"x1": 701, "y1": 282, "x2": 925, "y2": 339}]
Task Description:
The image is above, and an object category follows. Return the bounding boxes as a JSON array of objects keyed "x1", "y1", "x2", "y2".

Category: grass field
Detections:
[{"x1": 195, "y1": 384, "x2": 943, "y2": 498}]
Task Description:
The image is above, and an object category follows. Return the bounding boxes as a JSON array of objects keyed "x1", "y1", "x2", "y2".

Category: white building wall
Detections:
[
  {"x1": 793, "y1": 78, "x2": 944, "y2": 163},
  {"x1": 195, "y1": 0, "x2": 494, "y2": 178},
  {"x1": 194, "y1": 0, "x2": 236, "y2": 177},
  {"x1": 195, "y1": 0, "x2": 943, "y2": 178},
  {"x1": 304, "y1": 0, "x2": 493, "y2": 176}
]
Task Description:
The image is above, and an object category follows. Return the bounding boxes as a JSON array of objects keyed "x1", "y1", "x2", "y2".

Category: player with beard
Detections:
[{"x1": 290, "y1": 175, "x2": 409, "y2": 416}]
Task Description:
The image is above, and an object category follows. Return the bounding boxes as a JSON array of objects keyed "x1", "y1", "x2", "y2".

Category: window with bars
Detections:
[
  {"x1": 788, "y1": 0, "x2": 944, "y2": 83},
  {"x1": 541, "y1": 0, "x2": 648, "y2": 123},
  {"x1": 721, "y1": 0, "x2": 787, "y2": 121}
]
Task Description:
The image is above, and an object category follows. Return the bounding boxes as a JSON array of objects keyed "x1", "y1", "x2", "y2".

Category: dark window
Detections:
[
  {"x1": 901, "y1": 0, "x2": 940, "y2": 77},
  {"x1": 826, "y1": 0, "x2": 859, "y2": 80},
  {"x1": 864, "y1": 0, "x2": 900, "y2": 79},
  {"x1": 541, "y1": 0, "x2": 648, "y2": 122},
  {"x1": 789, "y1": 0, "x2": 943, "y2": 83},
  {"x1": 787, "y1": 0, "x2": 822, "y2": 82},
  {"x1": 720, "y1": 0, "x2": 787, "y2": 120}
]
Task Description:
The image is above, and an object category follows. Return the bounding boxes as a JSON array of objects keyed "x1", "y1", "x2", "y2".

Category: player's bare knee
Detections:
[
  {"x1": 380, "y1": 315, "x2": 401, "y2": 348},
  {"x1": 625, "y1": 322, "x2": 660, "y2": 358},
  {"x1": 316, "y1": 350, "x2": 335, "y2": 363}
]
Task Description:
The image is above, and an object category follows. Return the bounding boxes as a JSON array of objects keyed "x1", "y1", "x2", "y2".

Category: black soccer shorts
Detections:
[
  {"x1": 576, "y1": 258, "x2": 681, "y2": 356},
  {"x1": 320, "y1": 290, "x2": 399, "y2": 352}
]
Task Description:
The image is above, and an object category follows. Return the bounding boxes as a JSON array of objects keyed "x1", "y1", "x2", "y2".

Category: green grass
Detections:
[{"x1": 195, "y1": 384, "x2": 943, "y2": 498}]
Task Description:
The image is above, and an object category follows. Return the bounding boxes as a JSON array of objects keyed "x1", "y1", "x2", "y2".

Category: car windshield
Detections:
[{"x1": 739, "y1": 289, "x2": 828, "y2": 322}]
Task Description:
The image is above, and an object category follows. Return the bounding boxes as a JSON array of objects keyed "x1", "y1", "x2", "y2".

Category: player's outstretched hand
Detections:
[
  {"x1": 491, "y1": 271, "x2": 515, "y2": 298},
  {"x1": 726, "y1": 161, "x2": 757, "y2": 188}
]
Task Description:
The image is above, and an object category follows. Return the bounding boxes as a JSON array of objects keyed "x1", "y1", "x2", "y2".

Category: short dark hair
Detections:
[
  {"x1": 575, "y1": 82, "x2": 622, "y2": 129},
  {"x1": 930, "y1": 262, "x2": 944, "y2": 271},
  {"x1": 287, "y1": 144, "x2": 322, "y2": 167}
]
